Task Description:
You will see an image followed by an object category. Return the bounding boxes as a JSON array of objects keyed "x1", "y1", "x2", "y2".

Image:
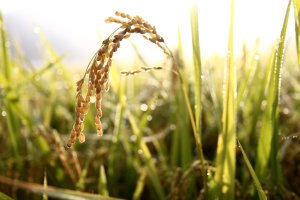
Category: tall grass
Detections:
[
  {"x1": 0, "y1": 1, "x2": 300, "y2": 199},
  {"x1": 294, "y1": 0, "x2": 300, "y2": 67},
  {"x1": 190, "y1": 1, "x2": 207, "y2": 192},
  {"x1": 255, "y1": 0, "x2": 291, "y2": 183},
  {"x1": 214, "y1": 0, "x2": 236, "y2": 199}
]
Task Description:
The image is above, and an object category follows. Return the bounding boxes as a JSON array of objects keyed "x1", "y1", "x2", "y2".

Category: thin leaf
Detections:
[
  {"x1": 255, "y1": 0, "x2": 292, "y2": 183},
  {"x1": 0, "y1": 192, "x2": 14, "y2": 200},
  {"x1": 99, "y1": 165, "x2": 109, "y2": 196},
  {"x1": 190, "y1": 2, "x2": 207, "y2": 190},
  {"x1": 293, "y1": 0, "x2": 300, "y2": 67},
  {"x1": 132, "y1": 168, "x2": 147, "y2": 200},
  {"x1": 214, "y1": 0, "x2": 236, "y2": 198},
  {"x1": 238, "y1": 140, "x2": 267, "y2": 200},
  {"x1": 0, "y1": 176, "x2": 122, "y2": 200}
]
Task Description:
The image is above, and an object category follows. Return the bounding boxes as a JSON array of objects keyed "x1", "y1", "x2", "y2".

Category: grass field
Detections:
[{"x1": 1, "y1": 0, "x2": 300, "y2": 199}]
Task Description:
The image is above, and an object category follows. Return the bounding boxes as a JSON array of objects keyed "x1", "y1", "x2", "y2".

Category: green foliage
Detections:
[
  {"x1": 214, "y1": 0, "x2": 236, "y2": 199},
  {"x1": 0, "y1": 1, "x2": 299, "y2": 199},
  {"x1": 255, "y1": 0, "x2": 291, "y2": 183}
]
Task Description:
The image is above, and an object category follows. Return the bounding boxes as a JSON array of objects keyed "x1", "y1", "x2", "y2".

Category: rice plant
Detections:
[{"x1": 1, "y1": 0, "x2": 300, "y2": 199}]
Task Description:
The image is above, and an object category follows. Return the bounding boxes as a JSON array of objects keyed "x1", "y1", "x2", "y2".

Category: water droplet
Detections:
[
  {"x1": 140, "y1": 104, "x2": 148, "y2": 112},
  {"x1": 254, "y1": 54, "x2": 260, "y2": 61},
  {"x1": 292, "y1": 135, "x2": 298, "y2": 139},
  {"x1": 1, "y1": 111, "x2": 7, "y2": 117},
  {"x1": 170, "y1": 124, "x2": 176, "y2": 130},
  {"x1": 150, "y1": 104, "x2": 156, "y2": 110},
  {"x1": 261, "y1": 100, "x2": 267, "y2": 108},
  {"x1": 201, "y1": 75, "x2": 205, "y2": 80},
  {"x1": 130, "y1": 135, "x2": 137, "y2": 142},
  {"x1": 137, "y1": 149, "x2": 143, "y2": 155},
  {"x1": 283, "y1": 108, "x2": 290, "y2": 115},
  {"x1": 147, "y1": 115, "x2": 152, "y2": 121}
]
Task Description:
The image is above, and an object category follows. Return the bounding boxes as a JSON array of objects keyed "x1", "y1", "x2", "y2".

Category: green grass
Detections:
[
  {"x1": 255, "y1": 0, "x2": 291, "y2": 183},
  {"x1": 0, "y1": 1, "x2": 300, "y2": 199},
  {"x1": 214, "y1": 0, "x2": 236, "y2": 199}
]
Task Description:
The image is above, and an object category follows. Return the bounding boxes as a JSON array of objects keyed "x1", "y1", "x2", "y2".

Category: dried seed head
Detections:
[
  {"x1": 67, "y1": 141, "x2": 73, "y2": 148},
  {"x1": 68, "y1": 11, "x2": 168, "y2": 147},
  {"x1": 105, "y1": 82, "x2": 110, "y2": 92},
  {"x1": 78, "y1": 133, "x2": 85, "y2": 143}
]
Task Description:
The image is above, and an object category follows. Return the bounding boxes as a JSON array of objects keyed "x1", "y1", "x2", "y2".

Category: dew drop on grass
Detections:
[
  {"x1": 283, "y1": 108, "x2": 290, "y2": 115},
  {"x1": 207, "y1": 171, "x2": 211, "y2": 177},
  {"x1": 1, "y1": 111, "x2": 6, "y2": 117},
  {"x1": 140, "y1": 104, "x2": 148, "y2": 111},
  {"x1": 130, "y1": 135, "x2": 137, "y2": 142},
  {"x1": 147, "y1": 115, "x2": 152, "y2": 121},
  {"x1": 170, "y1": 124, "x2": 176, "y2": 130},
  {"x1": 150, "y1": 104, "x2": 156, "y2": 110},
  {"x1": 137, "y1": 149, "x2": 143, "y2": 155},
  {"x1": 281, "y1": 136, "x2": 287, "y2": 141}
]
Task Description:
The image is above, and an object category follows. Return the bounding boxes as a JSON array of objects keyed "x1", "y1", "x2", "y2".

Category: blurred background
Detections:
[{"x1": 1, "y1": 0, "x2": 296, "y2": 67}]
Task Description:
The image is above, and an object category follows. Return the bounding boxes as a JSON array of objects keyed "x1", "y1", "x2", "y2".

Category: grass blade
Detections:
[
  {"x1": 237, "y1": 140, "x2": 267, "y2": 200},
  {"x1": 255, "y1": 0, "x2": 292, "y2": 183},
  {"x1": 190, "y1": 3, "x2": 207, "y2": 191},
  {"x1": 0, "y1": 192, "x2": 14, "y2": 200},
  {"x1": 0, "y1": 176, "x2": 122, "y2": 200},
  {"x1": 293, "y1": 0, "x2": 300, "y2": 67},
  {"x1": 190, "y1": 0, "x2": 202, "y2": 135},
  {"x1": 0, "y1": 12, "x2": 10, "y2": 80},
  {"x1": 99, "y1": 165, "x2": 109, "y2": 196},
  {"x1": 132, "y1": 168, "x2": 147, "y2": 200},
  {"x1": 214, "y1": 0, "x2": 236, "y2": 198},
  {"x1": 0, "y1": 11, "x2": 21, "y2": 166},
  {"x1": 125, "y1": 109, "x2": 165, "y2": 200}
]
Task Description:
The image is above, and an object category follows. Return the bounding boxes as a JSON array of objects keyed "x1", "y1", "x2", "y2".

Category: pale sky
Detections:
[{"x1": 0, "y1": 0, "x2": 296, "y2": 67}]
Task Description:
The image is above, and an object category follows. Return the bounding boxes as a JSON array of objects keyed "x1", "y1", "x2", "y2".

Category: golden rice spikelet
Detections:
[{"x1": 67, "y1": 11, "x2": 170, "y2": 147}]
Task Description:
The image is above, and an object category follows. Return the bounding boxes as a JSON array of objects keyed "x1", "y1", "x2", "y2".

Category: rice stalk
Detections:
[
  {"x1": 190, "y1": 2, "x2": 207, "y2": 191},
  {"x1": 214, "y1": 0, "x2": 236, "y2": 198},
  {"x1": 255, "y1": 0, "x2": 291, "y2": 183}
]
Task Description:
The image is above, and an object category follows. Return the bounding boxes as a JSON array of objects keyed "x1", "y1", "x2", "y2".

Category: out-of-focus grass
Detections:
[
  {"x1": 0, "y1": 1, "x2": 300, "y2": 199},
  {"x1": 190, "y1": 1, "x2": 207, "y2": 193},
  {"x1": 214, "y1": 0, "x2": 236, "y2": 198},
  {"x1": 255, "y1": 0, "x2": 291, "y2": 183},
  {"x1": 294, "y1": 0, "x2": 300, "y2": 67},
  {"x1": 237, "y1": 140, "x2": 267, "y2": 200}
]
